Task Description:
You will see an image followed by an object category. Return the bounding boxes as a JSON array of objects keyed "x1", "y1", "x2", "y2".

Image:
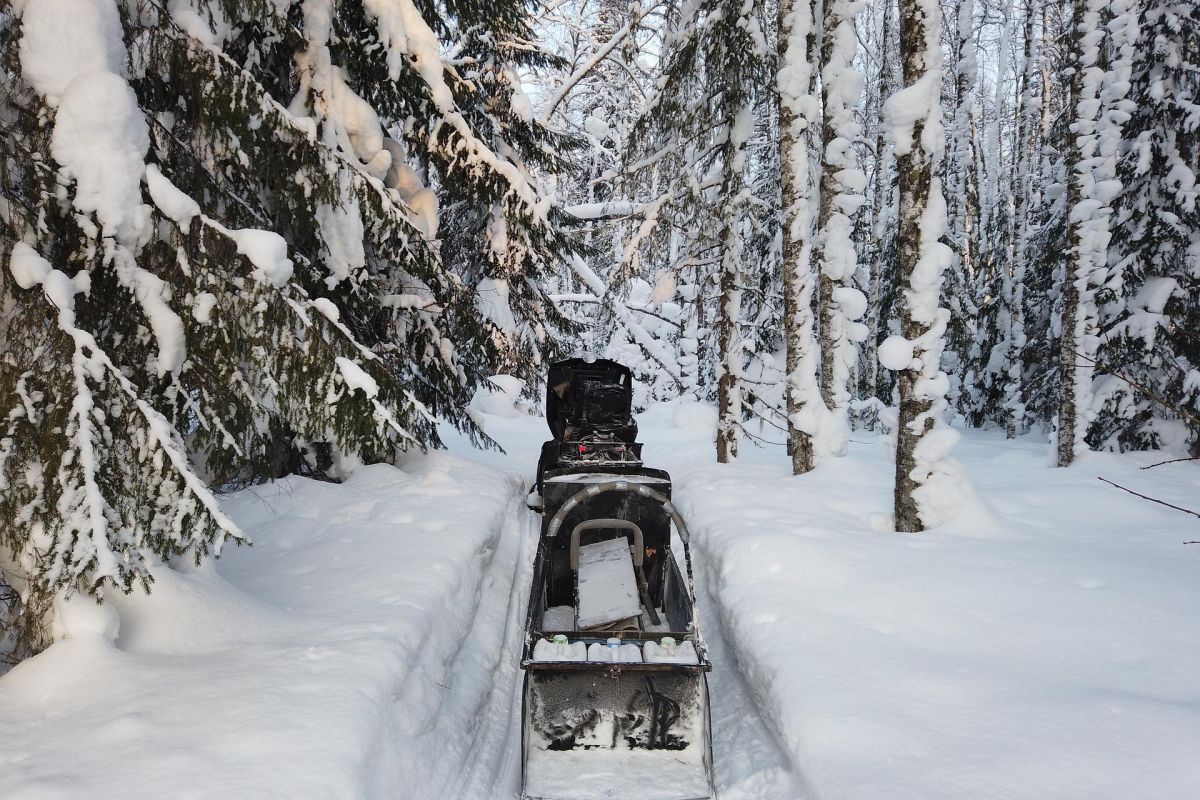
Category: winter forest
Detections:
[{"x1": 1, "y1": 0, "x2": 1198, "y2": 797}]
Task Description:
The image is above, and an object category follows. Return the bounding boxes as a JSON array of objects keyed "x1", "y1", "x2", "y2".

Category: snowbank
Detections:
[
  {"x1": 469, "y1": 374, "x2": 529, "y2": 419},
  {"x1": 636, "y1": 402, "x2": 1200, "y2": 800},
  {"x1": 4, "y1": 401, "x2": 1197, "y2": 800},
  {"x1": 0, "y1": 453, "x2": 523, "y2": 799}
]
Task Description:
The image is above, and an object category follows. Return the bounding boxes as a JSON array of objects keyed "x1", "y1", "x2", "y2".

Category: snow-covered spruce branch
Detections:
[
  {"x1": 195, "y1": 214, "x2": 428, "y2": 449},
  {"x1": 8, "y1": 244, "x2": 245, "y2": 586}
]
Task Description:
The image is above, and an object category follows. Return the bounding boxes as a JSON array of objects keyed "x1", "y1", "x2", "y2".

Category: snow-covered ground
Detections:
[
  {"x1": 2, "y1": 400, "x2": 1198, "y2": 799},
  {"x1": 0, "y1": 451, "x2": 529, "y2": 799},
  {"x1": 636, "y1": 404, "x2": 1200, "y2": 800}
]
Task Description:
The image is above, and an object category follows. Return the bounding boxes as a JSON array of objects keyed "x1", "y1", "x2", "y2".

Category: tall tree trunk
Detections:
[
  {"x1": 1058, "y1": 0, "x2": 1111, "y2": 466},
  {"x1": 716, "y1": 103, "x2": 751, "y2": 464},
  {"x1": 891, "y1": 0, "x2": 953, "y2": 532},
  {"x1": 943, "y1": 0, "x2": 978, "y2": 420},
  {"x1": 815, "y1": 0, "x2": 865, "y2": 454},
  {"x1": 778, "y1": 0, "x2": 820, "y2": 474},
  {"x1": 1004, "y1": 0, "x2": 1039, "y2": 439},
  {"x1": 862, "y1": 0, "x2": 897, "y2": 405}
]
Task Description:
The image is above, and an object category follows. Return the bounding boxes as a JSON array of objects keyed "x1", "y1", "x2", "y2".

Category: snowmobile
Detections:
[{"x1": 521, "y1": 357, "x2": 715, "y2": 800}]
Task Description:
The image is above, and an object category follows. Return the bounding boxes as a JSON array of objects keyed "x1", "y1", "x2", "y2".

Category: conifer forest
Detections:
[{"x1": 0, "y1": 1, "x2": 1197, "y2": 798}]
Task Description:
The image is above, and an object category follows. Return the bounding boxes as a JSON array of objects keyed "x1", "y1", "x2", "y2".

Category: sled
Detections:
[{"x1": 520, "y1": 357, "x2": 715, "y2": 800}]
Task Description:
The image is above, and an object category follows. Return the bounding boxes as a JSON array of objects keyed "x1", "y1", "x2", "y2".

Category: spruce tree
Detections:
[
  {"x1": 1092, "y1": 0, "x2": 1199, "y2": 453},
  {"x1": 627, "y1": 0, "x2": 773, "y2": 462},
  {"x1": 0, "y1": 0, "x2": 576, "y2": 652}
]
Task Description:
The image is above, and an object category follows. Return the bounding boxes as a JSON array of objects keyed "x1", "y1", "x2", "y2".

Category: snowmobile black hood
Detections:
[{"x1": 545, "y1": 356, "x2": 635, "y2": 441}]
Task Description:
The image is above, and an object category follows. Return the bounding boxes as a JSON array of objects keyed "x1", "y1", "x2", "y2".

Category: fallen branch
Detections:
[
  {"x1": 1097, "y1": 476, "x2": 1200, "y2": 520},
  {"x1": 1140, "y1": 456, "x2": 1199, "y2": 470}
]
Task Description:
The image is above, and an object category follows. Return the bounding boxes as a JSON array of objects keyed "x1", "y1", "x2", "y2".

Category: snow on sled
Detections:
[{"x1": 521, "y1": 357, "x2": 715, "y2": 800}]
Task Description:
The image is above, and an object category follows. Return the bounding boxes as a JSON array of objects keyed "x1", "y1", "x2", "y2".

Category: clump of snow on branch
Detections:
[
  {"x1": 17, "y1": 0, "x2": 126, "y2": 106},
  {"x1": 49, "y1": 72, "x2": 150, "y2": 242}
]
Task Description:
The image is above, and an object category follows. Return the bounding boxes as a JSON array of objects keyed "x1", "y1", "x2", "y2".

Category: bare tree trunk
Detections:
[
  {"x1": 716, "y1": 102, "x2": 750, "y2": 464},
  {"x1": 1004, "y1": 0, "x2": 1039, "y2": 439},
  {"x1": 816, "y1": 0, "x2": 837, "y2": 411},
  {"x1": 1058, "y1": 0, "x2": 1091, "y2": 467},
  {"x1": 814, "y1": 0, "x2": 864, "y2": 452},
  {"x1": 778, "y1": 0, "x2": 820, "y2": 474},
  {"x1": 892, "y1": 0, "x2": 951, "y2": 532},
  {"x1": 862, "y1": 0, "x2": 896, "y2": 404}
]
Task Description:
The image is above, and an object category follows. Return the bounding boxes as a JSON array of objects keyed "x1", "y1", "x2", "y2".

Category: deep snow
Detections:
[{"x1": 1, "y1": 400, "x2": 1198, "y2": 799}]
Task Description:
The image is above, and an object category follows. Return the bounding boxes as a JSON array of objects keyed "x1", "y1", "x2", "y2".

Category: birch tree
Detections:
[
  {"x1": 884, "y1": 0, "x2": 957, "y2": 531},
  {"x1": 1003, "y1": 0, "x2": 1041, "y2": 438},
  {"x1": 1058, "y1": 0, "x2": 1125, "y2": 466},
  {"x1": 779, "y1": 0, "x2": 822, "y2": 473},
  {"x1": 815, "y1": 0, "x2": 868, "y2": 456}
]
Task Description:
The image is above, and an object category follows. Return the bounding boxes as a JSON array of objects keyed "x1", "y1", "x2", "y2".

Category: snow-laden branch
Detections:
[
  {"x1": 9, "y1": 243, "x2": 246, "y2": 581},
  {"x1": 567, "y1": 255, "x2": 682, "y2": 387},
  {"x1": 541, "y1": 14, "x2": 638, "y2": 124}
]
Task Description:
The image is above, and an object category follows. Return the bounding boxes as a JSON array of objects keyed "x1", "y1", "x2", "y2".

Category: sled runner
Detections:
[{"x1": 521, "y1": 357, "x2": 715, "y2": 800}]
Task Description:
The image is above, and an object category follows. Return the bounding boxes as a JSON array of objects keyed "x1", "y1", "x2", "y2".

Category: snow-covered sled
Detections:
[{"x1": 521, "y1": 358, "x2": 715, "y2": 800}]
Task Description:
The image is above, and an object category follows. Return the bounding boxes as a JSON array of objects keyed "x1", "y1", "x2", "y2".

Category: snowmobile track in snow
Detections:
[{"x1": 433, "y1": 496, "x2": 538, "y2": 799}]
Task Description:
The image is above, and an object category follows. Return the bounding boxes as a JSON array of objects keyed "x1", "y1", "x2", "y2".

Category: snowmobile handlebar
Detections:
[{"x1": 569, "y1": 519, "x2": 644, "y2": 569}]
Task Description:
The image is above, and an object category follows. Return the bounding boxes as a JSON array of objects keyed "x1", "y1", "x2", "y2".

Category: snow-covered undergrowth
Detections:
[
  {"x1": 0, "y1": 452, "x2": 524, "y2": 799},
  {"x1": 634, "y1": 404, "x2": 1200, "y2": 800}
]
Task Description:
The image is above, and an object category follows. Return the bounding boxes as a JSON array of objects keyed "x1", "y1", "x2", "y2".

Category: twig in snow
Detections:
[
  {"x1": 1140, "y1": 456, "x2": 1199, "y2": 470},
  {"x1": 1097, "y1": 477, "x2": 1200, "y2": 520}
]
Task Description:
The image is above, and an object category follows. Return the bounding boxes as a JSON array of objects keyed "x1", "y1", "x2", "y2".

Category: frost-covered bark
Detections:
[
  {"x1": 778, "y1": 0, "x2": 821, "y2": 473},
  {"x1": 1003, "y1": 0, "x2": 1040, "y2": 439},
  {"x1": 859, "y1": 0, "x2": 900, "y2": 406},
  {"x1": 815, "y1": 0, "x2": 868, "y2": 456},
  {"x1": 716, "y1": 105, "x2": 753, "y2": 464},
  {"x1": 885, "y1": 0, "x2": 957, "y2": 531},
  {"x1": 942, "y1": 0, "x2": 980, "y2": 421},
  {"x1": 1058, "y1": 0, "x2": 1130, "y2": 466}
]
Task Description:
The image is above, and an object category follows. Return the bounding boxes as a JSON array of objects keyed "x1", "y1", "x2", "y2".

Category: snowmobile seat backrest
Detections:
[{"x1": 569, "y1": 519, "x2": 643, "y2": 570}]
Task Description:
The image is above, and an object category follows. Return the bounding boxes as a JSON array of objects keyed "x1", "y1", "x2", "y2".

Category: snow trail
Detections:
[
  {"x1": 441, "y1": 410, "x2": 807, "y2": 799},
  {"x1": 433, "y1": 505, "x2": 538, "y2": 799},
  {"x1": 694, "y1": 551, "x2": 813, "y2": 799}
]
